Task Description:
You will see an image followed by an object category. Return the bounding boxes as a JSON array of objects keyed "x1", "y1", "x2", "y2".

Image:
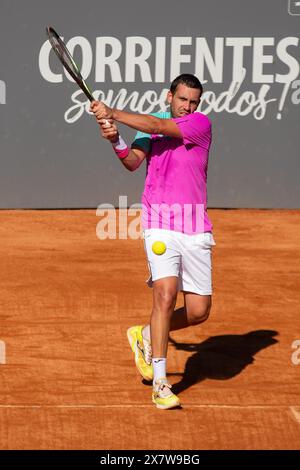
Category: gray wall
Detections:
[{"x1": 0, "y1": 0, "x2": 299, "y2": 208}]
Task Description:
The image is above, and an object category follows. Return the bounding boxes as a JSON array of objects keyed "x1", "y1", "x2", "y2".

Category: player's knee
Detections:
[
  {"x1": 154, "y1": 287, "x2": 177, "y2": 313},
  {"x1": 190, "y1": 300, "x2": 211, "y2": 325}
]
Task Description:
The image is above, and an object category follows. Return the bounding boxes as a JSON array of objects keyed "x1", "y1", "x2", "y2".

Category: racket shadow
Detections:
[{"x1": 169, "y1": 329, "x2": 279, "y2": 395}]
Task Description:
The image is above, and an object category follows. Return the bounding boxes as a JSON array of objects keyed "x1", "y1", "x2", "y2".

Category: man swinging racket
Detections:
[{"x1": 91, "y1": 74, "x2": 216, "y2": 410}]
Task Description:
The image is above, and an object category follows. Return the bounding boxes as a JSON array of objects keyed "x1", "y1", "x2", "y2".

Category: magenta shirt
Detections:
[{"x1": 141, "y1": 112, "x2": 213, "y2": 234}]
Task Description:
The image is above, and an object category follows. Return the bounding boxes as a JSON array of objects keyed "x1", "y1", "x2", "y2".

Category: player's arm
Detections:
[
  {"x1": 99, "y1": 119, "x2": 147, "y2": 172},
  {"x1": 91, "y1": 101, "x2": 182, "y2": 138},
  {"x1": 112, "y1": 109, "x2": 182, "y2": 138},
  {"x1": 121, "y1": 146, "x2": 147, "y2": 172}
]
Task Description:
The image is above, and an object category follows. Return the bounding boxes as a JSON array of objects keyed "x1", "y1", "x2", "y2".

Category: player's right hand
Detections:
[{"x1": 99, "y1": 119, "x2": 118, "y2": 143}]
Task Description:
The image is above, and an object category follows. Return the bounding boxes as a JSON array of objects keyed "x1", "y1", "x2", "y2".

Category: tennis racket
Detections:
[
  {"x1": 46, "y1": 26, "x2": 95, "y2": 101},
  {"x1": 46, "y1": 26, "x2": 110, "y2": 126}
]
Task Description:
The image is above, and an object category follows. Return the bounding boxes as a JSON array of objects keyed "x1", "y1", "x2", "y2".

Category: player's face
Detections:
[{"x1": 167, "y1": 84, "x2": 201, "y2": 118}]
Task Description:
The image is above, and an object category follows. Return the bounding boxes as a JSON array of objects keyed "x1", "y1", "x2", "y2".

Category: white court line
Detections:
[{"x1": 0, "y1": 404, "x2": 298, "y2": 409}]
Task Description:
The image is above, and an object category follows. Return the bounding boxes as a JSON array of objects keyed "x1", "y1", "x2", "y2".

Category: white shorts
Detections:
[{"x1": 143, "y1": 228, "x2": 216, "y2": 296}]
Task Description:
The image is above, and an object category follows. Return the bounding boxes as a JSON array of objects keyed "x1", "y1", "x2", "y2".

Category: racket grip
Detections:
[{"x1": 103, "y1": 119, "x2": 111, "y2": 128}]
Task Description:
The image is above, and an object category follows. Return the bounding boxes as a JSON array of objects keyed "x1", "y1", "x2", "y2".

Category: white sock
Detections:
[{"x1": 152, "y1": 358, "x2": 167, "y2": 383}]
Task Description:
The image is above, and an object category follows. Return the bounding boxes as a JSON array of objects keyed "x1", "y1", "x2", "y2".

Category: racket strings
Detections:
[
  {"x1": 46, "y1": 26, "x2": 94, "y2": 101},
  {"x1": 49, "y1": 31, "x2": 79, "y2": 78}
]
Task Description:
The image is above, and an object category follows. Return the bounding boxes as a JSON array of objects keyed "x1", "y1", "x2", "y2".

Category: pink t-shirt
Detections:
[{"x1": 141, "y1": 112, "x2": 213, "y2": 234}]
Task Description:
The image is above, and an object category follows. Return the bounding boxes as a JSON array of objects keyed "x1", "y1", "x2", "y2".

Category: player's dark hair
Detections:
[{"x1": 170, "y1": 74, "x2": 203, "y2": 96}]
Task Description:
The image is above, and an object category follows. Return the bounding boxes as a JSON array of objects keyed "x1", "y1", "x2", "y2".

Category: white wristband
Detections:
[{"x1": 112, "y1": 135, "x2": 128, "y2": 152}]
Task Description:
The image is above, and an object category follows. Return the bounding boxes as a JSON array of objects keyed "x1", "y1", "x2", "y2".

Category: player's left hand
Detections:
[{"x1": 90, "y1": 101, "x2": 113, "y2": 122}]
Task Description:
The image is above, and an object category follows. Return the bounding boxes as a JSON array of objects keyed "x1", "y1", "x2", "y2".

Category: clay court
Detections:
[{"x1": 0, "y1": 208, "x2": 299, "y2": 450}]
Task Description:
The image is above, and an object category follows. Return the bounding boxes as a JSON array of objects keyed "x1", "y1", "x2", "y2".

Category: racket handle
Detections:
[{"x1": 103, "y1": 119, "x2": 111, "y2": 128}]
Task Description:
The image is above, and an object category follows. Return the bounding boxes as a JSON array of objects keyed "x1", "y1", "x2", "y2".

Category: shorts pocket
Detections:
[{"x1": 190, "y1": 233, "x2": 216, "y2": 250}]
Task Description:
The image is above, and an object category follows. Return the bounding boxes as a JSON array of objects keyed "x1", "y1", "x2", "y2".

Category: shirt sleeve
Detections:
[
  {"x1": 131, "y1": 111, "x2": 171, "y2": 153},
  {"x1": 172, "y1": 112, "x2": 212, "y2": 150},
  {"x1": 131, "y1": 132, "x2": 151, "y2": 153}
]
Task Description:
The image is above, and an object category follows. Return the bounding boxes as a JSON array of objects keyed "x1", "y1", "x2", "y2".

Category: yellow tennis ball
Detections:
[{"x1": 152, "y1": 241, "x2": 166, "y2": 255}]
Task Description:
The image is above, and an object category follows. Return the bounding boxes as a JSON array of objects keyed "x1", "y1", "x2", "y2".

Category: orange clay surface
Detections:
[{"x1": 0, "y1": 209, "x2": 299, "y2": 449}]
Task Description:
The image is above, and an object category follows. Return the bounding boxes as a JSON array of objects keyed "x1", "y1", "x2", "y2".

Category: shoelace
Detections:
[
  {"x1": 154, "y1": 380, "x2": 173, "y2": 398},
  {"x1": 143, "y1": 339, "x2": 152, "y2": 365},
  {"x1": 157, "y1": 381, "x2": 172, "y2": 392}
]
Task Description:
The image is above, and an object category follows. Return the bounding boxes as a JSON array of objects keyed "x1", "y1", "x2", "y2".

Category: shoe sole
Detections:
[
  {"x1": 152, "y1": 396, "x2": 181, "y2": 410},
  {"x1": 127, "y1": 327, "x2": 153, "y2": 382}
]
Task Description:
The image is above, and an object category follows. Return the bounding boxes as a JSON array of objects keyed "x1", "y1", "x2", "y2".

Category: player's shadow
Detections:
[{"x1": 169, "y1": 330, "x2": 279, "y2": 395}]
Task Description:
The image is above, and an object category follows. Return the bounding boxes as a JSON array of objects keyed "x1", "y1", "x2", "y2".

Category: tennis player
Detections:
[{"x1": 91, "y1": 74, "x2": 215, "y2": 409}]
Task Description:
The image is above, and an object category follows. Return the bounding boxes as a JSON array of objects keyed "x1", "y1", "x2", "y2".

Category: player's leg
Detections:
[
  {"x1": 151, "y1": 234, "x2": 214, "y2": 409},
  {"x1": 169, "y1": 292, "x2": 211, "y2": 331},
  {"x1": 150, "y1": 276, "x2": 178, "y2": 358},
  {"x1": 150, "y1": 276, "x2": 181, "y2": 409},
  {"x1": 127, "y1": 229, "x2": 180, "y2": 383}
]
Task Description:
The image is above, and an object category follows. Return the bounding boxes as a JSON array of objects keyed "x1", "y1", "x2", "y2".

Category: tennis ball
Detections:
[{"x1": 152, "y1": 241, "x2": 167, "y2": 255}]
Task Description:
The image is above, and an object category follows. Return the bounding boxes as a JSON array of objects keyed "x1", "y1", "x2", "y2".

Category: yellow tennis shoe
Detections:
[
  {"x1": 127, "y1": 325, "x2": 153, "y2": 382},
  {"x1": 152, "y1": 378, "x2": 181, "y2": 410}
]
